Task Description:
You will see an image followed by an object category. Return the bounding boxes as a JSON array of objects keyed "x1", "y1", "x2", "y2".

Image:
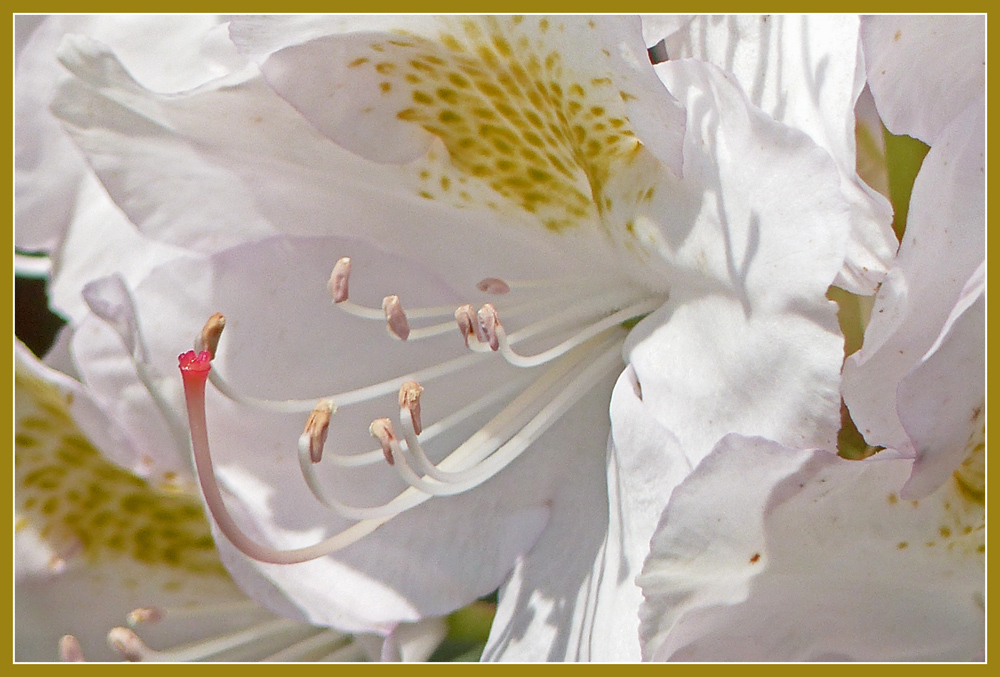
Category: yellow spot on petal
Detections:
[{"x1": 15, "y1": 364, "x2": 227, "y2": 580}]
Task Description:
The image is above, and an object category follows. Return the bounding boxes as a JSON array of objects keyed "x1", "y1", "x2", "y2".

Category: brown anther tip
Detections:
[
  {"x1": 399, "y1": 381, "x2": 424, "y2": 435},
  {"x1": 107, "y1": 627, "x2": 146, "y2": 662},
  {"x1": 329, "y1": 257, "x2": 352, "y2": 303},
  {"x1": 304, "y1": 400, "x2": 336, "y2": 463},
  {"x1": 477, "y1": 277, "x2": 511, "y2": 295},
  {"x1": 369, "y1": 418, "x2": 397, "y2": 465},
  {"x1": 477, "y1": 304, "x2": 501, "y2": 351},
  {"x1": 126, "y1": 607, "x2": 163, "y2": 627},
  {"x1": 59, "y1": 635, "x2": 85, "y2": 662},
  {"x1": 455, "y1": 304, "x2": 476, "y2": 348},
  {"x1": 198, "y1": 312, "x2": 226, "y2": 360},
  {"x1": 383, "y1": 295, "x2": 410, "y2": 341}
]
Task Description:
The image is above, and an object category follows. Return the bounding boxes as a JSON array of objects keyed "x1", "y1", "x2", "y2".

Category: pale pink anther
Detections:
[
  {"x1": 196, "y1": 312, "x2": 226, "y2": 360},
  {"x1": 399, "y1": 381, "x2": 424, "y2": 435},
  {"x1": 477, "y1": 304, "x2": 501, "y2": 351},
  {"x1": 328, "y1": 257, "x2": 352, "y2": 304},
  {"x1": 126, "y1": 607, "x2": 163, "y2": 627},
  {"x1": 302, "y1": 400, "x2": 335, "y2": 463},
  {"x1": 477, "y1": 277, "x2": 511, "y2": 295},
  {"x1": 455, "y1": 304, "x2": 477, "y2": 347},
  {"x1": 107, "y1": 627, "x2": 148, "y2": 662},
  {"x1": 59, "y1": 635, "x2": 85, "y2": 662},
  {"x1": 383, "y1": 295, "x2": 410, "y2": 341},
  {"x1": 370, "y1": 418, "x2": 398, "y2": 466}
]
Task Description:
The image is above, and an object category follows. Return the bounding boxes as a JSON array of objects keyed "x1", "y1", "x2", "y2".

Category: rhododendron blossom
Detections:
[{"x1": 15, "y1": 14, "x2": 898, "y2": 661}]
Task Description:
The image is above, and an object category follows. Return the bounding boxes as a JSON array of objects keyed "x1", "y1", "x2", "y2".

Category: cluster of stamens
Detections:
[
  {"x1": 178, "y1": 257, "x2": 660, "y2": 565},
  {"x1": 60, "y1": 600, "x2": 361, "y2": 662}
]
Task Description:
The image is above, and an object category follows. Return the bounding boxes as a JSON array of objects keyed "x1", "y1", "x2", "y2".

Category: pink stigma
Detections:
[{"x1": 178, "y1": 350, "x2": 213, "y2": 373}]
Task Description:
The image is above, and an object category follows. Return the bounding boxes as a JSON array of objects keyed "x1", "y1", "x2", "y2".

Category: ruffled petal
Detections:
[
  {"x1": 638, "y1": 435, "x2": 985, "y2": 661},
  {"x1": 861, "y1": 15, "x2": 985, "y2": 145},
  {"x1": 650, "y1": 14, "x2": 896, "y2": 294},
  {"x1": 625, "y1": 58, "x2": 847, "y2": 465},
  {"x1": 898, "y1": 263, "x2": 985, "y2": 499},
  {"x1": 15, "y1": 15, "x2": 246, "y2": 253},
  {"x1": 843, "y1": 103, "x2": 984, "y2": 453}
]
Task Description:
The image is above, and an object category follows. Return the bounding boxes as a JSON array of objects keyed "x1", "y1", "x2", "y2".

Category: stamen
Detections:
[
  {"x1": 389, "y1": 338, "x2": 623, "y2": 496},
  {"x1": 180, "y1": 350, "x2": 414, "y2": 563},
  {"x1": 207, "y1": 349, "x2": 487, "y2": 413},
  {"x1": 393, "y1": 339, "x2": 590, "y2": 486},
  {"x1": 296, "y1": 374, "x2": 533, "y2": 520},
  {"x1": 59, "y1": 635, "x2": 85, "y2": 662},
  {"x1": 108, "y1": 627, "x2": 148, "y2": 662},
  {"x1": 369, "y1": 417, "x2": 398, "y2": 465},
  {"x1": 328, "y1": 257, "x2": 352, "y2": 304},
  {"x1": 382, "y1": 295, "x2": 410, "y2": 341},
  {"x1": 398, "y1": 381, "x2": 423, "y2": 435},
  {"x1": 195, "y1": 312, "x2": 226, "y2": 360},
  {"x1": 476, "y1": 277, "x2": 510, "y2": 295},
  {"x1": 301, "y1": 399, "x2": 336, "y2": 463},
  {"x1": 495, "y1": 298, "x2": 660, "y2": 368},
  {"x1": 330, "y1": 258, "x2": 455, "y2": 320},
  {"x1": 127, "y1": 607, "x2": 164, "y2": 627},
  {"x1": 261, "y1": 629, "x2": 352, "y2": 662},
  {"x1": 109, "y1": 618, "x2": 306, "y2": 662},
  {"x1": 179, "y1": 280, "x2": 641, "y2": 564},
  {"x1": 476, "y1": 304, "x2": 500, "y2": 351},
  {"x1": 455, "y1": 304, "x2": 477, "y2": 347}
]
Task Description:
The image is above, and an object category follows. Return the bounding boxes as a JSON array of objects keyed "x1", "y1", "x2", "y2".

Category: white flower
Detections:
[
  {"x1": 636, "y1": 14, "x2": 984, "y2": 661},
  {"x1": 17, "y1": 15, "x2": 870, "y2": 660},
  {"x1": 16, "y1": 341, "x2": 445, "y2": 662}
]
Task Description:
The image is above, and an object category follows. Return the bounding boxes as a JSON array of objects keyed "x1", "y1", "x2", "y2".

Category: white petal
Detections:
[
  {"x1": 45, "y1": 175, "x2": 193, "y2": 325},
  {"x1": 898, "y1": 263, "x2": 984, "y2": 499},
  {"x1": 15, "y1": 344, "x2": 246, "y2": 661},
  {"x1": 861, "y1": 16, "x2": 985, "y2": 145},
  {"x1": 626, "y1": 59, "x2": 847, "y2": 463},
  {"x1": 655, "y1": 14, "x2": 895, "y2": 294},
  {"x1": 843, "y1": 102, "x2": 984, "y2": 453},
  {"x1": 385, "y1": 617, "x2": 448, "y2": 662},
  {"x1": 585, "y1": 366, "x2": 692, "y2": 661},
  {"x1": 639, "y1": 15, "x2": 692, "y2": 48},
  {"x1": 638, "y1": 436, "x2": 984, "y2": 661},
  {"x1": 15, "y1": 15, "x2": 246, "y2": 254},
  {"x1": 481, "y1": 375, "x2": 617, "y2": 661}
]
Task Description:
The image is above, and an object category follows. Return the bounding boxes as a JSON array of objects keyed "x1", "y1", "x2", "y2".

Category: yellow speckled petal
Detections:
[
  {"x1": 15, "y1": 349, "x2": 227, "y2": 580},
  {"x1": 257, "y1": 16, "x2": 680, "y2": 255}
]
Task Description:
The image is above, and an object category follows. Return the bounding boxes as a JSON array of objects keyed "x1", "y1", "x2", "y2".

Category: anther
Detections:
[
  {"x1": 108, "y1": 627, "x2": 149, "y2": 662},
  {"x1": 369, "y1": 418, "x2": 398, "y2": 465},
  {"x1": 196, "y1": 312, "x2": 226, "y2": 360},
  {"x1": 302, "y1": 399, "x2": 336, "y2": 463},
  {"x1": 455, "y1": 304, "x2": 477, "y2": 348},
  {"x1": 127, "y1": 607, "x2": 164, "y2": 627},
  {"x1": 399, "y1": 381, "x2": 424, "y2": 435},
  {"x1": 328, "y1": 257, "x2": 351, "y2": 304},
  {"x1": 383, "y1": 295, "x2": 410, "y2": 341},
  {"x1": 477, "y1": 304, "x2": 501, "y2": 351},
  {"x1": 59, "y1": 635, "x2": 85, "y2": 662},
  {"x1": 477, "y1": 277, "x2": 511, "y2": 295}
]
